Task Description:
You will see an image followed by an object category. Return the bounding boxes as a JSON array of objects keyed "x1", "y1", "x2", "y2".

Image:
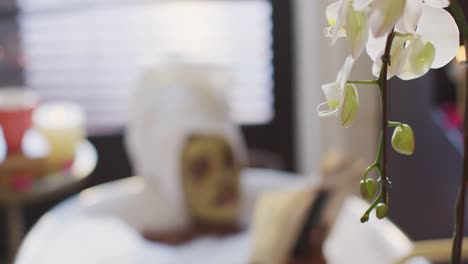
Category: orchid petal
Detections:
[
  {"x1": 372, "y1": 58, "x2": 383, "y2": 78},
  {"x1": 353, "y1": 0, "x2": 371, "y2": 10},
  {"x1": 366, "y1": 32, "x2": 387, "y2": 62},
  {"x1": 417, "y1": 4, "x2": 459, "y2": 69},
  {"x1": 397, "y1": 39, "x2": 435, "y2": 80},
  {"x1": 326, "y1": 1, "x2": 341, "y2": 27},
  {"x1": 423, "y1": 0, "x2": 449, "y2": 8},
  {"x1": 337, "y1": 56, "x2": 355, "y2": 88},
  {"x1": 317, "y1": 56, "x2": 355, "y2": 119},
  {"x1": 317, "y1": 102, "x2": 339, "y2": 117},
  {"x1": 389, "y1": 37, "x2": 409, "y2": 77},
  {"x1": 346, "y1": 6, "x2": 369, "y2": 58},
  {"x1": 369, "y1": 0, "x2": 406, "y2": 38},
  {"x1": 396, "y1": 0, "x2": 422, "y2": 34},
  {"x1": 321, "y1": 82, "x2": 342, "y2": 108},
  {"x1": 340, "y1": 84, "x2": 359, "y2": 127},
  {"x1": 327, "y1": 0, "x2": 350, "y2": 45}
]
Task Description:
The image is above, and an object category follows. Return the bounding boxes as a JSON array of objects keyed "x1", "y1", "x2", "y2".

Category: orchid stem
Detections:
[
  {"x1": 347, "y1": 80, "x2": 378, "y2": 86},
  {"x1": 361, "y1": 191, "x2": 384, "y2": 223},
  {"x1": 450, "y1": 0, "x2": 468, "y2": 263},
  {"x1": 361, "y1": 29, "x2": 395, "y2": 222},
  {"x1": 362, "y1": 133, "x2": 384, "y2": 180},
  {"x1": 451, "y1": 42, "x2": 468, "y2": 264},
  {"x1": 450, "y1": 0, "x2": 468, "y2": 40},
  {"x1": 388, "y1": 121, "x2": 403, "y2": 127},
  {"x1": 376, "y1": 132, "x2": 383, "y2": 167},
  {"x1": 378, "y1": 29, "x2": 395, "y2": 206}
]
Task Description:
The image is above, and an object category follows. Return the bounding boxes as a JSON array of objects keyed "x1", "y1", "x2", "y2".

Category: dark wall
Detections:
[{"x1": 387, "y1": 72, "x2": 465, "y2": 240}]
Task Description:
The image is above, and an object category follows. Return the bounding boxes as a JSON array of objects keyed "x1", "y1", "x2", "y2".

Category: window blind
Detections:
[{"x1": 18, "y1": 0, "x2": 274, "y2": 133}]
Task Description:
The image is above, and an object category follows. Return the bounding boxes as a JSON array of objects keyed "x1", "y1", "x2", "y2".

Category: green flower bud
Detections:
[
  {"x1": 376, "y1": 203, "x2": 389, "y2": 219},
  {"x1": 359, "y1": 180, "x2": 368, "y2": 199},
  {"x1": 340, "y1": 84, "x2": 359, "y2": 128},
  {"x1": 365, "y1": 178, "x2": 377, "y2": 200},
  {"x1": 360, "y1": 213, "x2": 369, "y2": 223},
  {"x1": 360, "y1": 179, "x2": 377, "y2": 200},
  {"x1": 391, "y1": 124, "x2": 415, "y2": 155}
]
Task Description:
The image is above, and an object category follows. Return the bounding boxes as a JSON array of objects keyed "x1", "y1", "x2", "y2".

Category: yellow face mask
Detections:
[{"x1": 181, "y1": 135, "x2": 241, "y2": 226}]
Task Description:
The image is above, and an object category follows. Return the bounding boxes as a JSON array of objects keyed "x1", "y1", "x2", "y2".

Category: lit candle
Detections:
[{"x1": 32, "y1": 102, "x2": 86, "y2": 167}]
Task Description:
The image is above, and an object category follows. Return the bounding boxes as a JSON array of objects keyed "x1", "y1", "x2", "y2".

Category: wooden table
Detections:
[{"x1": 0, "y1": 140, "x2": 97, "y2": 263}]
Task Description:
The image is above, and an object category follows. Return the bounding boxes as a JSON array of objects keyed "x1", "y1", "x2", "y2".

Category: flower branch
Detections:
[
  {"x1": 318, "y1": 0, "x2": 456, "y2": 241},
  {"x1": 347, "y1": 80, "x2": 379, "y2": 86},
  {"x1": 387, "y1": 121, "x2": 403, "y2": 127},
  {"x1": 379, "y1": 29, "x2": 395, "y2": 206},
  {"x1": 449, "y1": 0, "x2": 468, "y2": 262}
]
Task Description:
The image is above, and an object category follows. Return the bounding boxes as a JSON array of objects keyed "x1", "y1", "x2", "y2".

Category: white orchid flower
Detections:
[
  {"x1": 367, "y1": 0, "x2": 447, "y2": 37},
  {"x1": 396, "y1": 0, "x2": 449, "y2": 34},
  {"x1": 370, "y1": 36, "x2": 407, "y2": 78},
  {"x1": 367, "y1": 3, "x2": 459, "y2": 80},
  {"x1": 325, "y1": 0, "x2": 370, "y2": 58},
  {"x1": 353, "y1": 0, "x2": 372, "y2": 10},
  {"x1": 395, "y1": 0, "x2": 423, "y2": 34},
  {"x1": 396, "y1": 36, "x2": 436, "y2": 80},
  {"x1": 368, "y1": 0, "x2": 406, "y2": 38},
  {"x1": 317, "y1": 56, "x2": 359, "y2": 127}
]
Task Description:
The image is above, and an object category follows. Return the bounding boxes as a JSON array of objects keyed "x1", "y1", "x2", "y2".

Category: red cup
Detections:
[{"x1": 0, "y1": 88, "x2": 38, "y2": 153}]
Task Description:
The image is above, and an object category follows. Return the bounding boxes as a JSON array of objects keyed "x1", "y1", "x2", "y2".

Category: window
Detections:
[
  {"x1": 19, "y1": 0, "x2": 274, "y2": 131},
  {"x1": 0, "y1": 0, "x2": 295, "y2": 172},
  {"x1": 0, "y1": 1, "x2": 21, "y2": 87},
  {"x1": 0, "y1": 1, "x2": 294, "y2": 258}
]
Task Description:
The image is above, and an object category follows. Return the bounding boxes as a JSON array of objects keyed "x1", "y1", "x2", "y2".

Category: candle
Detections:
[{"x1": 32, "y1": 102, "x2": 86, "y2": 167}]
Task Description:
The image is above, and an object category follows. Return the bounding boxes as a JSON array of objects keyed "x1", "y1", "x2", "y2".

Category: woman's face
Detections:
[{"x1": 181, "y1": 135, "x2": 240, "y2": 225}]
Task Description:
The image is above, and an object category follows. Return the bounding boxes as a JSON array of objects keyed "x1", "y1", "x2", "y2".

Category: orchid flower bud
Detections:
[
  {"x1": 360, "y1": 213, "x2": 369, "y2": 223},
  {"x1": 376, "y1": 203, "x2": 389, "y2": 219},
  {"x1": 391, "y1": 124, "x2": 415, "y2": 155},
  {"x1": 365, "y1": 178, "x2": 377, "y2": 199},
  {"x1": 340, "y1": 84, "x2": 359, "y2": 127},
  {"x1": 360, "y1": 178, "x2": 377, "y2": 200},
  {"x1": 360, "y1": 179, "x2": 368, "y2": 199}
]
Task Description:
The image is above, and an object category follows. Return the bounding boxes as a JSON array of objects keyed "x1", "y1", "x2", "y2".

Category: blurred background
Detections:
[{"x1": 0, "y1": 0, "x2": 466, "y2": 261}]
